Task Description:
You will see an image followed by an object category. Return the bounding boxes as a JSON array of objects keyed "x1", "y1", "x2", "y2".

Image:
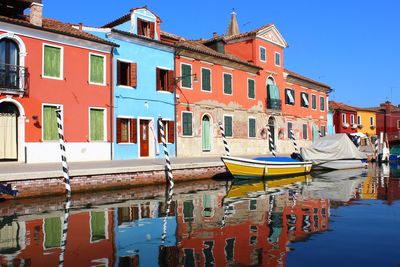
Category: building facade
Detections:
[
  {"x1": 0, "y1": 0, "x2": 116, "y2": 163},
  {"x1": 329, "y1": 101, "x2": 358, "y2": 134},
  {"x1": 84, "y1": 7, "x2": 176, "y2": 160},
  {"x1": 375, "y1": 101, "x2": 400, "y2": 145}
]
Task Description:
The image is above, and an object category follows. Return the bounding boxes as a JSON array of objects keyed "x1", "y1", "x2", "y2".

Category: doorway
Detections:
[
  {"x1": 202, "y1": 115, "x2": 211, "y2": 152},
  {"x1": 0, "y1": 102, "x2": 19, "y2": 161},
  {"x1": 139, "y1": 119, "x2": 150, "y2": 157}
]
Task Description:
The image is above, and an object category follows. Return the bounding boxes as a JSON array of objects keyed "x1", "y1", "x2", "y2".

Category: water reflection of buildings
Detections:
[{"x1": 0, "y1": 209, "x2": 115, "y2": 266}]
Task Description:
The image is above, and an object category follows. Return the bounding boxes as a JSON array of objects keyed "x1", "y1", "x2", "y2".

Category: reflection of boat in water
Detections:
[
  {"x1": 303, "y1": 168, "x2": 367, "y2": 202},
  {"x1": 300, "y1": 134, "x2": 368, "y2": 170},
  {"x1": 221, "y1": 156, "x2": 312, "y2": 179}
]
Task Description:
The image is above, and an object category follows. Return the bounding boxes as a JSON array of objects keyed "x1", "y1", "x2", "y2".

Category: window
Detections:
[
  {"x1": 182, "y1": 112, "x2": 193, "y2": 136},
  {"x1": 89, "y1": 54, "x2": 105, "y2": 85},
  {"x1": 320, "y1": 96, "x2": 325, "y2": 111},
  {"x1": 158, "y1": 119, "x2": 175, "y2": 143},
  {"x1": 303, "y1": 124, "x2": 308, "y2": 140},
  {"x1": 137, "y1": 18, "x2": 155, "y2": 38},
  {"x1": 156, "y1": 68, "x2": 174, "y2": 92},
  {"x1": 311, "y1": 94, "x2": 317, "y2": 109},
  {"x1": 0, "y1": 39, "x2": 20, "y2": 88},
  {"x1": 90, "y1": 108, "x2": 105, "y2": 141},
  {"x1": 90, "y1": 211, "x2": 106, "y2": 242},
  {"x1": 321, "y1": 125, "x2": 326, "y2": 137},
  {"x1": 248, "y1": 79, "x2": 255, "y2": 99},
  {"x1": 248, "y1": 118, "x2": 256, "y2": 138},
  {"x1": 398, "y1": 120, "x2": 400, "y2": 129},
  {"x1": 223, "y1": 73, "x2": 232, "y2": 95},
  {"x1": 201, "y1": 68, "x2": 211, "y2": 91},
  {"x1": 259, "y1": 47, "x2": 266, "y2": 62},
  {"x1": 181, "y1": 64, "x2": 192, "y2": 88},
  {"x1": 43, "y1": 105, "x2": 58, "y2": 141},
  {"x1": 274, "y1": 52, "x2": 281, "y2": 66},
  {"x1": 342, "y1": 113, "x2": 346, "y2": 124},
  {"x1": 288, "y1": 122, "x2": 293, "y2": 138},
  {"x1": 301, "y1": 92, "x2": 309, "y2": 107},
  {"x1": 43, "y1": 44, "x2": 62, "y2": 79},
  {"x1": 183, "y1": 200, "x2": 194, "y2": 222},
  {"x1": 224, "y1": 115, "x2": 233, "y2": 137},
  {"x1": 117, "y1": 60, "x2": 137, "y2": 87},
  {"x1": 44, "y1": 217, "x2": 62, "y2": 249},
  {"x1": 370, "y1": 116, "x2": 374, "y2": 126},
  {"x1": 350, "y1": 114, "x2": 354, "y2": 124},
  {"x1": 285, "y1": 88, "x2": 295, "y2": 105},
  {"x1": 116, "y1": 118, "x2": 137, "y2": 143},
  {"x1": 357, "y1": 115, "x2": 361, "y2": 125}
]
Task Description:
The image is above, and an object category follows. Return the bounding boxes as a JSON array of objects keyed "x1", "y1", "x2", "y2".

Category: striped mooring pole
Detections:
[
  {"x1": 374, "y1": 139, "x2": 379, "y2": 161},
  {"x1": 161, "y1": 183, "x2": 173, "y2": 244},
  {"x1": 56, "y1": 107, "x2": 71, "y2": 195},
  {"x1": 289, "y1": 128, "x2": 299, "y2": 153},
  {"x1": 58, "y1": 194, "x2": 71, "y2": 267},
  {"x1": 319, "y1": 130, "x2": 323, "y2": 138},
  {"x1": 267, "y1": 125, "x2": 276, "y2": 157},
  {"x1": 158, "y1": 118, "x2": 174, "y2": 188},
  {"x1": 218, "y1": 121, "x2": 230, "y2": 156}
]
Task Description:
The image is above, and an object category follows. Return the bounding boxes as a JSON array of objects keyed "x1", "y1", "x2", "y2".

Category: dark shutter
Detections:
[
  {"x1": 130, "y1": 118, "x2": 137, "y2": 143},
  {"x1": 158, "y1": 119, "x2": 162, "y2": 143},
  {"x1": 156, "y1": 68, "x2": 161, "y2": 91},
  {"x1": 168, "y1": 70, "x2": 174, "y2": 92},
  {"x1": 117, "y1": 61, "x2": 121, "y2": 85},
  {"x1": 116, "y1": 118, "x2": 122, "y2": 143},
  {"x1": 130, "y1": 63, "x2": 137, "y2": 88},
  {"x1": 137, "y1": 19, "x2": 143, "y2": 36},
  {"x1": 168, "y1": 121, "x2": 175, "y2": 143},
  {"x1": 149, "y1": 22, "x2": 155, "y2": 39}
]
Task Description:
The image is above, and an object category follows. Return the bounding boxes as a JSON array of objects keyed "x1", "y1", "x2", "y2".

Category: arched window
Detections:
[{"x1": 0, "y1": 39, "x2": 20, "y2": 89}]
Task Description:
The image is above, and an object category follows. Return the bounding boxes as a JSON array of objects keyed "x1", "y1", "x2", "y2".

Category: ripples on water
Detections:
[{"x1": 0, "y1": 163, "x2": 399, "y2": 267}]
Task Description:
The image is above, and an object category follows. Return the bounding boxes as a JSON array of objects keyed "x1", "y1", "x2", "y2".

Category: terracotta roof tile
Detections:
[
  {"x1": 285, "y1": 69, "x2": 331, "y2": 89},
  {"x1": 175, "y1": 40, "x2": 261, "y2": 70},
  {"x1": 160, "y1": 30, "x2": 185, "y2": 41},
  {"x1": 224, "y1": 23, "x2": 273, "y2": 42},
  {"x1": 0, "y1": 15, "x2": 117, "y2": 46},
  {"x1": 102, "y1": 6, "x2": 161, "y2": 28},
  {"x1": 329, "y1": 101, "x2": 357, "y2": 112}
]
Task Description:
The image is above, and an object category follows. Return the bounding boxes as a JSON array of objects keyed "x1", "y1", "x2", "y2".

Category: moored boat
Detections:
[{"x1": 221, "y1": 156, "x2": 312, "y2": 179}]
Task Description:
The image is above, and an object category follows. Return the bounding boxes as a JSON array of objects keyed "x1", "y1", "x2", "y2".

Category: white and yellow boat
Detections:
[{"x1": 221, "y1": 156, "x2": 312, "y2": 179}]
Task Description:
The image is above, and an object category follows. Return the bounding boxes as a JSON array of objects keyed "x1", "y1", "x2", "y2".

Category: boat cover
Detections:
[{"x1": 300, "y1": 134, "x2": 367, "y2": 161}]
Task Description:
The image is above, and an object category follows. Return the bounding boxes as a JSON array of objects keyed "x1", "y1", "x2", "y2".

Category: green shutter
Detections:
[
  {"x1": 320, "y1": 97, "x2": 325, "y2": 110},
  {"x1": 224, "y1": 116, "x2": 232, "y2": 137},
  {"x1": 202, "y1": 68, "x2": 211, "y2": 91},
  {"x1": 182, "y1": 113, "x2": 192, "y2": 136},
  {"x1": 224, "y1": 74, "x2": 232, "y2": 94},
  {"x1": 90, "y1": 109, "x2": 104, "y2": 141},
  {"x1": 44, "y1": 45, "x2": 61, "y2": 78},
  {"x1": 249, "y1": 118, "x2": 256, "y2": 138},
  {"x1": 44, "y1": 217, "x2": 61, "y2": 248},
  {"x1": 90, "y1": 55, "x2": 104, "y2": 84},
  {"x1": 248, "y1": 79, "x2": 255, "y2": 98},
  {"x1": 260, "y1": 47, "x2": 266, "y2": 61},
  {"x1": 202, "y1": 117, "x2": 211, "y2": 151},
  {"x1": 181, "y1": 64, "x2": 192, "y2": 88},
  {"x1": 275, "y1": 53, "x2": 281, "y2": 66},
  {"x1": 312, "y1": 95, "x2": 317, "y2": 109},
  {"x1": 202, "y1": 194, "x2": 213, "y2": 217},
  {"x1": 183, "y1": 200, "x2": 194, "y2": 222},
  {"x1": 91, "y1": 211, "x2": 106, "y2": 241},
  {"x1": 43, "y1": 106, "x2": 58, "y2": 141},
  {"x1": 268, "y1": 85, "x2": 280, "y2": 100}
]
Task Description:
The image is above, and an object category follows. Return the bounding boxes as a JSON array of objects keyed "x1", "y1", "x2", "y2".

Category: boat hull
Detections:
[{"x1": 221, "y1": 156, "x2": 312, "y2": 179}]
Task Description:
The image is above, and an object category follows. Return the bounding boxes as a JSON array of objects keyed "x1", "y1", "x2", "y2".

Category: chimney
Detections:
[
  {"x1": 30, "y1": 2, "x2": 43, "y2": 27},
  {"x1": 79, "y1": 22, "x2": 83, "y2": 31},
  {"x1": 213, "y1": 32, "x2": 217, "y2": 39}
]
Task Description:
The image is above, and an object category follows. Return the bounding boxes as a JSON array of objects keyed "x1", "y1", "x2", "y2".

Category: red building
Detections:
[
  {"x1": 0, "y1": 0, "x2": 116, "y2": 163},
  {"x1": 374, "y1": 101, "x2": 400, "y2": 145},
  {"x1": 329, "y1": 101, "x2": 358, "y2": 134}
]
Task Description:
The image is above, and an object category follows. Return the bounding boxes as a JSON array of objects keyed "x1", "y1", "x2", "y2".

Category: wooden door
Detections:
[{"x1": 140, "y1": 120, "x2": 149, "y2": 157}]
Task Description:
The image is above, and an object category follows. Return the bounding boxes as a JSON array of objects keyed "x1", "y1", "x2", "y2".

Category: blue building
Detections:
[{"x1": 84, "y1": 7, "x2": 176, "y2": 160}]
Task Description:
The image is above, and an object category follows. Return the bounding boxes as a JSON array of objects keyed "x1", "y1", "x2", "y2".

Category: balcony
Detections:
[
  {"x1": 0, "y1": 63, "x2": 29, "y2": 96},
  {"x1": 266, "y1": 98, "x2": 282, "y2": 111}
]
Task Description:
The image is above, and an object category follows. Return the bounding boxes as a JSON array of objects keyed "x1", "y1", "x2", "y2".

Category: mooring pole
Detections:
[
  {"x1": 58, "y1": 194, "x2": 71, "y2": 267},
  {"x1": 218, "y1": 121, "x2": 230, "y2": 156},
  {"x1": 56, "y1": 108, "x2": 71, "y2": 195},
  {"x1": 268, "y1": 125, "x2": 276, "y2": 157},
  {"x1": 289, "y1": 128, "x2": 299, "y2": 153}
]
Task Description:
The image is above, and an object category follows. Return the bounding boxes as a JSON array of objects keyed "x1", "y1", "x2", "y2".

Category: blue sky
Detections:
[{"x1": 42, "y1": 0, "x2": 400, "y2": 107}]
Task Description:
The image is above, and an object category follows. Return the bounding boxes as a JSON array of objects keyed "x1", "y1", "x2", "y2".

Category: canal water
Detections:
[{"x1": 0, "y1": 164, "x2": 399, "y2": 267}]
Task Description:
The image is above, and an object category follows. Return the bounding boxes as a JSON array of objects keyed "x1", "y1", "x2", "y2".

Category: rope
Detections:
[
  {"x1": 268, "y1": 125, "x2": 276, "y2": 157},
  {"x1": 56, "y1": 108, "x2": 71, "y2": 195},
  {"x1": 218, "y1": 122, "x2": 230, "y2": 156},
  {"x1": 289, "y1": 128, "x2": 298, "y2": 153},
  {"x1": 58, "y1": 194, "x2": 71, "y2": 267}
]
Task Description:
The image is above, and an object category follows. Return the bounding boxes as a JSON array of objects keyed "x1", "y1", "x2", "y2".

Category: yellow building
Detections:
[{"x1": 356, "y1": 108, "x2": 377, "y2": 137}]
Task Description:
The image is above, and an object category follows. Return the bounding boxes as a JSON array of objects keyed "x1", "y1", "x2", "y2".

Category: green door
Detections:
[
  {"x1": 312, "y1": 125, "x2": 319, "y2": 141},
  {"x1": 202, "y1": 116, "x2": 211, "y2": 151}
]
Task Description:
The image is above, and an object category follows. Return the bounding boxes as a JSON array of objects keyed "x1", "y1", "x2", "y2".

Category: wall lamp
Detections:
[{"x1": 175, "y1": 73, "x2": 198, "y2": 85}]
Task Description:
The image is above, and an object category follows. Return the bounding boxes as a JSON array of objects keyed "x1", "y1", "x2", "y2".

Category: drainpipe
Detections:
[
  {"x1": 173, "y1": 53, "x2": 177, "y2": 157},
  {"x1": 110, "y1": 47, "x2": 115, "y2": 160}
]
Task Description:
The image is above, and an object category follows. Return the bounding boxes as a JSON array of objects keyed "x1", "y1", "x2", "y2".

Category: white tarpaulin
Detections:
[{"x1": 301, "y1": 133, "x2": 367, "y2": 161}]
